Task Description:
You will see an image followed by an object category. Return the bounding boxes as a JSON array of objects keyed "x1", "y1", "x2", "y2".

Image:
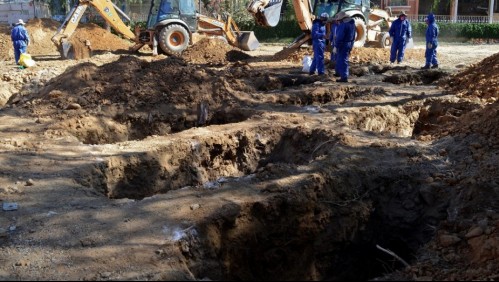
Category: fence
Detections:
[{"x1": 407, "y1": 14, "x2": 499, "y2": 23}]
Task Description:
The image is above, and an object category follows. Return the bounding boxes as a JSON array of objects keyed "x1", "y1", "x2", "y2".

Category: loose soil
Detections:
[{"x1": 0, "y1": 18, "x2": 498, "y2": 281}]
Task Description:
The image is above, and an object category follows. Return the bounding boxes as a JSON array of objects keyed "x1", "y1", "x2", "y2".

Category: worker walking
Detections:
[
  {"x1": 309, "y1": 13, "x2": 329, "y2": 76},
  {"x1": 389, "y1": 11, "x2": 412, "y2": 64},
  {"x1": 422, "y1": 13, "x2": 439, "y2": 69},
  {"x1": 11, "y1": 19, "x2": 30, "y2": 65},
  {"x1": 334, "y1": 11, "x2": 356, "y2": 83}
]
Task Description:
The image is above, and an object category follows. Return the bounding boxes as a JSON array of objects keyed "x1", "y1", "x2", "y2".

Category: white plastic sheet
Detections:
[{"x1": 302, "y1": 55, "x2": 312, "y2": 73}]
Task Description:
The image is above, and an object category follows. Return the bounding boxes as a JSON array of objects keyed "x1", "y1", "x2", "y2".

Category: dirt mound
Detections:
[
  {"x1": 0, "y1": 24, "x2": 14, "y2": 60},
  {"x1": 350, "y1": 47, "x2": 425, "y2": 64},
  {"x1": 441, "y1": 52, "x2": 499, "y2": 100},
  {"x1": 413, "y1": 52, "x2": 499, "y2": 141},
  {"x1": 71, "y1": 22, "x2": 132, "y2": 53},
  {"x1": 24, "y1": 55, "x2": 260, "y2": 143},
  {"x1": 455, "y1": 100, "x2": 499, "y2": 138},
  {"x1": 272, "y1": 47, "x2": 313, "y2": 63},
  {"x1": 182, "y1": 38, "x2": 252, "y2": 65},
  {"x1": 25, "y1": 18, "x2": 61, "y2": 56},
  {"x1": 273, "y1": 46, "x2": 425, "y2": 64}
]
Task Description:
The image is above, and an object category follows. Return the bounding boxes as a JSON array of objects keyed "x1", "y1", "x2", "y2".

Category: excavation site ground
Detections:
[{"x1": 0, "y1": 19, "x2": 498, "y2": 281}]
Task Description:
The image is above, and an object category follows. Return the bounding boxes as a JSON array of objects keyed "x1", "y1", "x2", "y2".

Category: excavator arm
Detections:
[{"x1": 52, "y1": 0, "x2": 137, "y2": 58}]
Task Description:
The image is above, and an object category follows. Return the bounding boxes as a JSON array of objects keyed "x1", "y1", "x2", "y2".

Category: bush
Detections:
[{"x1": 411, "y1": 22, "x2": 499, "y2": 39}]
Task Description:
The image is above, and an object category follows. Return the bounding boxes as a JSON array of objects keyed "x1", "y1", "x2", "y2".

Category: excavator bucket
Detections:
[
  {"x1": 251, "y1": 1, "x2": 284, "y2": 27},
  {"x1": 60, "y1": 39, "x2": 74, "y2": 59},
  {"x1": 237, "y1": 31, "x2": 260, "y2": 51},
  {"x1": 58, "y1": 38, "x2": 92, "y2": 60},
  {"x1": 260, "y1": 3, "x2": 283, "y2": 27}
]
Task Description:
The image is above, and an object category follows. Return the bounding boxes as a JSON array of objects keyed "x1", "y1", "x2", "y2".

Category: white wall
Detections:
[{"x1": 0, "y1": 2, "x2": 51, "y2": 25}]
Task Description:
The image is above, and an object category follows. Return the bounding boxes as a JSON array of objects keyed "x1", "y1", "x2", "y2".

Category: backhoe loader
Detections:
[{"x1": 52, "y1": 0, "x2": 259, "y2": 59}]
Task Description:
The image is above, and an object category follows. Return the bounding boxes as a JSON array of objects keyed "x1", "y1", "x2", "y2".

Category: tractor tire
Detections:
[
  {"x1": 158, "y1": 24, "x2": 190, "y2": 56},
  {"x1": 378, "y1": 32, "x2": 392, "y2": 48},
  {"x1": 352, "y1": 16, "x2": 367, "y2": 48}
]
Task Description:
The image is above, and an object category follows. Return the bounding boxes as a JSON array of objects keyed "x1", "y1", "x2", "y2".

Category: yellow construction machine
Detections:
[{"x1": 52, "y1": 0, "x2": 259, "y2": 58}]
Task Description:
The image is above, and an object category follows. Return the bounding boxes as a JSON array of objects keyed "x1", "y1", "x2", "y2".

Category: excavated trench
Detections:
[
  {"x1": 76, "y1": 96, "x2": 448, "y2": 281},
  {"x1": 148, "y1": 124, "x2": 449, "y2": 281},
  {"x1": 29, "y1": 60, "x2": 452, "y2": 280}
]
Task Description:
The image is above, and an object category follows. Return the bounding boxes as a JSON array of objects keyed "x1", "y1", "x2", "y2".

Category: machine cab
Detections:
[
  {"x1": 315, "y1": 0, "x2": 370, "y2": 19},
  {"x1": 315, "y1": 0, "x2": 340, "y2": 18},
  {"x1": 147, "y1": 0, "x2": 197, "y2": 31}
]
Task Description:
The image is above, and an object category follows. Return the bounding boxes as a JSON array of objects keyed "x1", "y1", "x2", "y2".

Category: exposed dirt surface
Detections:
[
  {"x1": 0, "y1": 18, "x2": 132, "y2": 61},
  {"x1": 0, "y1": 19, "x2": 498, "y2": 281}
]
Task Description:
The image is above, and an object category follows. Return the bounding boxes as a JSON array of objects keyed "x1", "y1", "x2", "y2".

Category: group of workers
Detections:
[
  {"x1": 309, "y1": 11, "x2": 440, "y2": 82},
  {"x1": 309, "y1": 11, "x2": 355, "y2": 82}
]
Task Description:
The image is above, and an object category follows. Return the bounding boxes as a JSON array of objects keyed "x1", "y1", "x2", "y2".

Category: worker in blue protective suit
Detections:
[
  {"x1": 309, "y1": 13, "x2": 329, "y2": 76},
  {"x1": 11, "y1": 19, "x2": 30, "y2": 65},
  {"x1": 329, "y1": 17, "x2": 340, "y2": 75},
  {"x1": 389, "y1": 11, "x2": 412, "y2": 64},
  {"x1": 422, "y1": 13, "x2": 439, "y2": 69},
  {"x1": 334, "y1": 11, "x2": 356, "y2": 83}
]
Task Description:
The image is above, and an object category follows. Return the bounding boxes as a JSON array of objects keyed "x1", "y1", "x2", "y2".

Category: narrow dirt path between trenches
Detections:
[{"x1": 0, "y1": 26, "x2": 498, "y2": 281}]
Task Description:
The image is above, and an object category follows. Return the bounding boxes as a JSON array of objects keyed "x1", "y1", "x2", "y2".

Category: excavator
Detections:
[
  {"x1": 52, "y1": 0, "x2": 260, "y2": 59},
  {"x1": 247, "y1": 0, "x2": 395, "y2": 54}
]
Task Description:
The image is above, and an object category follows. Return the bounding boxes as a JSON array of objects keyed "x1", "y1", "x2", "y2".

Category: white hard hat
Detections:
[
  {"x1": 320, "y1": 12, "x2": 329, "y2": 19},
  {"x1": 334, "y1": 11, "x2": 349, "y2": 21},
  {"x1": 17, "y1": 19, "x2": 25, "y2": 25}
]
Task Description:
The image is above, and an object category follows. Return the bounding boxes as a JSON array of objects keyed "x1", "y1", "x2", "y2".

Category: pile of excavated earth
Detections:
[
  {"x1": 0, "y1": 17, "x2": 497, "y2": 281},
  {"x1": 0, "y1": 18, "x2": 131, "y2": 61}
]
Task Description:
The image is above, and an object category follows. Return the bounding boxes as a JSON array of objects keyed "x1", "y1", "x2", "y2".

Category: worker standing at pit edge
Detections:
[
  {"x1": 422, "y1": 13, "x2": 439, "y2": 69},
  {"x1": 309, "y1": 13, "x2": 329, "y2": 76},
  {"x1": 334, "y1": 11, "x2": 356, "y2": 83},
  {"x1": 389, "y1": 11, "x2": 412, "y2": 65},
  {"x1": 329, "y1": 17, "x2": 340, "y2": 75},
  {"x1": 11, "y1": 19, "x2": 30, "y2": 65}
]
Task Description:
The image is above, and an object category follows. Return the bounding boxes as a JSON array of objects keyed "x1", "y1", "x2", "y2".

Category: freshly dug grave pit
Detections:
[
  {"x1": 107, "y1": 125, "x2": 446, "y2": 281},
  {"x1": 383, "y1": 69, "x2": 448, "y2": 85},
  {"x1": 72, "y1": 117, "x2": 449, "y2": 280}
]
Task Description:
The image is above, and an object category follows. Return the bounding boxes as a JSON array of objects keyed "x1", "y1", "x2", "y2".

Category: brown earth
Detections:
[
  {"x1": 0, "y1": 18, "x2": 132, "y2": 61},
  {"x1": 0, "y1": 19, "x2": 498, "y2": 281}
]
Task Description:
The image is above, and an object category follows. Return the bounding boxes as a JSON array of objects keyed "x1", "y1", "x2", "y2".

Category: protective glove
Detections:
[
  {"x1": 332, "y1": 47, "x2": 337, "y2": 54},
  {"x1": 427, "y1": 42, "x2": 433, "y2": 49}
]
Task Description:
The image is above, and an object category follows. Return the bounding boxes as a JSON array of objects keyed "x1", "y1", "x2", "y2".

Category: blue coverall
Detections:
[
  {"x1": 309, "y1": 19, "x2": 326, "y2": 75},
  {"x1": 329, "y1": 20, "x2": 339, "y2": 69},
  {"x1": 11, "y1": 23, "x2": 30, "y2": 65},
  {"x1": 424, "y1": 13, "x2": 439, "y2": 68},
  {"x1": 335, "y1": 17, "x2": 356, "y2": 81},
  {"x1": 389, "y1": 16, "x2": 412, "y2": 63}
]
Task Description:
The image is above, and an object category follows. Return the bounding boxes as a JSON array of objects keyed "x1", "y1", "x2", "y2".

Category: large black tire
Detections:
[
  {"x1": 158, "y1": 24, "x2": 190, "y2": 56},
  {"x1": 378, "y1": 32, "x2": 392, "y2": 48},
  {"x1": 352, "y1": 16, "x2": 367, "y2": 48}
]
